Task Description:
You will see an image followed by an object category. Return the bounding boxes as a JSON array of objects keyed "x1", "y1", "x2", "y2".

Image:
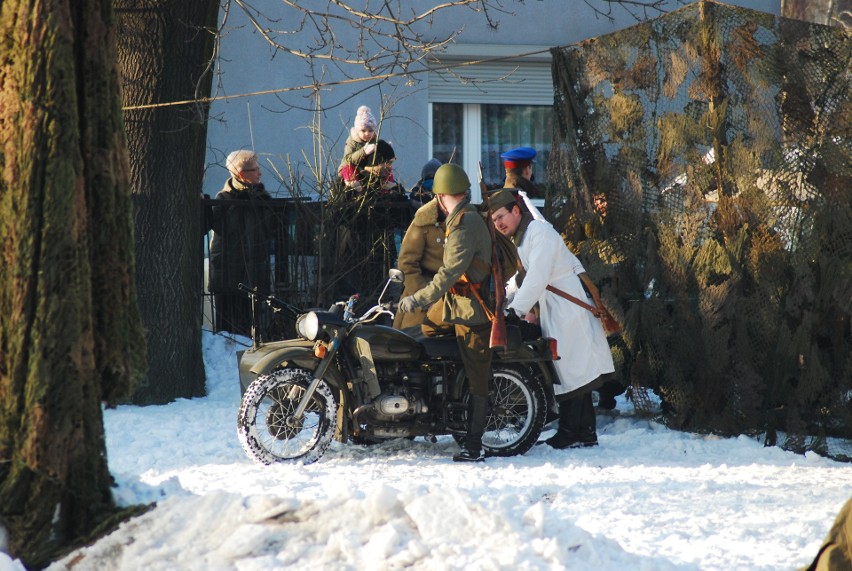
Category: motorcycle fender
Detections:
[
  {"x1": 250, "y1": 346, "x2": 317, "y2": 376},
  {"x1": 239, "y1": 342, "x2": 342, "y2": 395}
]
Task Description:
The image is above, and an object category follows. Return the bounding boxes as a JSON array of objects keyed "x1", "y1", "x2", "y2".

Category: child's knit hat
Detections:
[{"x1": 354, "y1": 105, "x2": 377, "y2": 131}]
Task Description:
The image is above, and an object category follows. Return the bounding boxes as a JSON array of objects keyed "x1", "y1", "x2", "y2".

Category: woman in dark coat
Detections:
[{"x1": 209, "y1": 150, "x2": 271, "y2": 336}]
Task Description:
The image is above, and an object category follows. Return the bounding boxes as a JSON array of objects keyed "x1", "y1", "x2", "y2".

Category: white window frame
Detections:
[
  {"x1": 427, "y1": 44, "x2": 553, "y2": 206},
  {"x1": 429, "y1": 103, "x2": 551, "y2": 207},
  {"x1": 462, "y1": 103, "x2": 482, "y2": 197}
]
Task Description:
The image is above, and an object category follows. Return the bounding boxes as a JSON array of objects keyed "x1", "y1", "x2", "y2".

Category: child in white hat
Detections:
[{"x1": 338, "y1": 105, "x2": 378, "y2": 185}]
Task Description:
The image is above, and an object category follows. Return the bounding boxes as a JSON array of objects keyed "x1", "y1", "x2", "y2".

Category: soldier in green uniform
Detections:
[
  {"x1": 398, "y1": 163, "x2": 494, "y2": 462},
  {"x1": 801, "y1": 497, "x2": 852, "y2": 571},
  {"x1": 393, "y1": 196, "x2": 446, "y2": 330}
]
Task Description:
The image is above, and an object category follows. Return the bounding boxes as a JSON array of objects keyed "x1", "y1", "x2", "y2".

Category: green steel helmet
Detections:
[{"x1": 432, "y1": 163, "x2": 470, "y2": 195}]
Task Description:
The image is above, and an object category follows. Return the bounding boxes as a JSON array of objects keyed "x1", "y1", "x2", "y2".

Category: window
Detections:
[
  {"x1": 427, "y1": 44, "x2": 554, "y2": 203},
  {"x1": 432, "y1": 103, "x2": 552, "y2": 199}
]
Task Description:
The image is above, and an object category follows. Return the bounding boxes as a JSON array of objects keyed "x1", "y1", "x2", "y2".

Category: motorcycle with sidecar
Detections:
[{"x1": 236, "y1": 269, "x2": 561, "y2": 464}]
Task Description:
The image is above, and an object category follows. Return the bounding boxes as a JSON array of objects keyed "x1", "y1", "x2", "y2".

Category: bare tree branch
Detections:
[
  {"x1": 229, "y1": 0, "x2": 514, "y2": 78},
  {"x1": 582, "y1": 0, "x2": 688, "y2": 22},
  {"x1": 123, "y1": 0, "x2": 692, "y2": 113}
]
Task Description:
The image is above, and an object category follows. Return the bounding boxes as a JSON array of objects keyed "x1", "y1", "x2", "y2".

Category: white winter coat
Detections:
[{"x1": 507, "y1": 220, "x2": 615, "y2": 395}]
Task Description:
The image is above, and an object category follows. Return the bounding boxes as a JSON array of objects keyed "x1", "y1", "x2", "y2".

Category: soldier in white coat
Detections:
[{"x1": 488, "y1": 189, "x2": 614, "y2": 448}]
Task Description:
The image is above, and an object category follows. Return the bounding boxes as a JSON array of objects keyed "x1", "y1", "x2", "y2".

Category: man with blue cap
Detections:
[{"x1": 501, "y1": 146, "x2": 541, "y2": 198}]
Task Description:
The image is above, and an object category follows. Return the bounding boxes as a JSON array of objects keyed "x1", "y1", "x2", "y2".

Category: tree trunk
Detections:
[
  {"x1": 0, "y1": 0, "x2": 146, "y2": 567},
  {"x1": 115, "y1": 0, "x2": 219, "y2": 404}
]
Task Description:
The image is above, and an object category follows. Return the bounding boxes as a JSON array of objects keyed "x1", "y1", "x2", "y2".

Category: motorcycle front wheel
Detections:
[
  {"x1": 238, "y1": 368, "x2": 337, "y2": 465},
  {"x1": 480, "y1": 365, "x2": 548, "y2": 457}
]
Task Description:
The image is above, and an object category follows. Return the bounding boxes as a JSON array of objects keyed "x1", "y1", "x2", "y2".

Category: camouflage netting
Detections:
[{"x1": 549, "y1": 1, "x2": 852, "y2": 459}]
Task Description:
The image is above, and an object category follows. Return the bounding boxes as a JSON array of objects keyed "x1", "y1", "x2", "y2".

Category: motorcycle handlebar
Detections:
[
  {"x1": 343, "y1": 293, "x2": 360, "y2": 321},
  {"x1": 238, "y1": 283, "x2": 301, "y2": 318},
  {"x1": 352, "y1": 301, "x2": 396, "y2": 324},
  {"x1": 238, "y1": 283, "x2": 395, "y2": 322},
  {"x1": 267, "y1": 296, "x2": 300, "y2": 319}
]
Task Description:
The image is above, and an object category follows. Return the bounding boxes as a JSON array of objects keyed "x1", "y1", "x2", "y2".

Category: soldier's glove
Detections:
[
  {"x1": 398, "y1": 296, "x2": 419, "y2": 313},
  {"x1": 504, "y1": 311, "x2": 522, "y2": 325}
]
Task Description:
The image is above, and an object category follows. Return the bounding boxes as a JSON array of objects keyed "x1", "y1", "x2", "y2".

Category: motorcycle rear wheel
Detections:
[
  {"x1": 455, "y1": 365, "x2": 547, "y2": 457},
  {"x1": 238, "y1": 368, "x2": 337, "y2": 465}
]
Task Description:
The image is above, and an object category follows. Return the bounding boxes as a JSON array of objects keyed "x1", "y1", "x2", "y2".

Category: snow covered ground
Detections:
[{"x1": 3, "y1": 331, "x2": 851, "y2": 570}]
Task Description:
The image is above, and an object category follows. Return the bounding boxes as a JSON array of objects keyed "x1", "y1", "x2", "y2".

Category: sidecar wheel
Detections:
[
  {"x1": 238, "y1": 368, "x2": 337, "y2": 465},
  {"x1": 461, "y1": 365, "x2": 547, "y2": 457}
]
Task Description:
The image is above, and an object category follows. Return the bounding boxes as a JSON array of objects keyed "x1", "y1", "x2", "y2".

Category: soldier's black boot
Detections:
[
  {"x1": 545, "y1": 393, "x2": 598, "y2": 449},
  {"x1": 578, "y1": 393, "x2": 598, "y2": 447},
  {"x1": 543, "y1": 398, "x2": 578, "y2": 449},
  {"x1": 596, "y1": 379, "x2": 624, "y2": 411},
  {"x1": 453, "y1": 395, "x2": 489, "y2": 462}
]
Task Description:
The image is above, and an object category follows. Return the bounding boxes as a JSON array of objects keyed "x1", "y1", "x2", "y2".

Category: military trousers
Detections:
[{"x1": 422, "y1": 302, "x2": 492, "y2": 397}]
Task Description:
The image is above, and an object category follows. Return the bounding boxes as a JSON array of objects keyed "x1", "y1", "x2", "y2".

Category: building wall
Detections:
[{"x1": 204, "y1": 0, "x2": 780, "y2": 197}]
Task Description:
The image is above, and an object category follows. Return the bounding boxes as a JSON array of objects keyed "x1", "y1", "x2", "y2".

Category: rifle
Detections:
[{"x1": 479, "y1": 161, "x2": 507, "y2": 351}]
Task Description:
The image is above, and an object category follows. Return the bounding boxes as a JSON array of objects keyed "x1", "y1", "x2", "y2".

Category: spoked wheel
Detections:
[
  {"x1": 238, "y1": 368, "x2": 337, "y2": 465},
  {"x1": 482, "y1": 365, "x2": 547, "y2": 457}
]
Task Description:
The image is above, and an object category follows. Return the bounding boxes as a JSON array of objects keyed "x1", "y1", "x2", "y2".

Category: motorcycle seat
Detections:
[
  {"x1": 419, "y1": 336, "x2": 461, "y2": 358},
  {"x1": 415, "y1": 324, "x2": 526, "y2": 357}
]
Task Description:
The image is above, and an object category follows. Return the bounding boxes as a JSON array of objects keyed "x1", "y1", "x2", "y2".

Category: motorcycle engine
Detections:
[
  {"x1": 375, "y1": 394, "x2": 424, "y2": 416},
  {"x1": 368, "y1": 365, "x2": 429, "y2": 421}
]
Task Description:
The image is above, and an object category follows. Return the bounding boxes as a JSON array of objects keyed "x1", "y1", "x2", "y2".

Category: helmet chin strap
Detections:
[{"x1": 436, "y1": 193, "x2": 447, "y2": 215}]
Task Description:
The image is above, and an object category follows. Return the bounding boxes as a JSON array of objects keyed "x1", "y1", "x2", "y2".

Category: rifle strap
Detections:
[
  {"x1": 445, "y1": 211, "x2": 491, "y2": 278},
  {"x1": 445, "y1": 205, "x2": 499, "y2": 324},
  {"x1": 545, "y1": 284, "x2": 598, "y2": 313},
  {"x1": 458, "y1": 274, "x2": 495, "y2": 322}
]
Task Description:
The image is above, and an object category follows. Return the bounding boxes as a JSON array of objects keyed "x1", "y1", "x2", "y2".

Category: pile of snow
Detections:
[{"x1": 2, "y1": 331, "x2": 850, "y2": 570}]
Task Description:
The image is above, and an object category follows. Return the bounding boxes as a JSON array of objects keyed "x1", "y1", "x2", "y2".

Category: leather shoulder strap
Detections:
[{"x1": 545, "y1": 284, "x2": 597, "y2": 313}]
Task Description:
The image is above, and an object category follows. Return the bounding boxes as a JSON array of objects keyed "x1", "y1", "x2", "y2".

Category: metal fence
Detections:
[{"x1": 201, "y1": 196, "x2": 413, "y2": 339}]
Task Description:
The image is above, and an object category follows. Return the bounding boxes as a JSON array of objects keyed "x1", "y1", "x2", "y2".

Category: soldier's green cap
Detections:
[
  {"x1": 432, "y1": 163, "x2": 470, "y2": 195},
  {"x1": 487, "y1": 188, "x2": 520, "y2": 212}
]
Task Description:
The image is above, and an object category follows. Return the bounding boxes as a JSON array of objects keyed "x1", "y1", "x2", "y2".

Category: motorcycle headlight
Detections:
[{"x1": 296, "y1": 312, "x2": 320, "y2": 341}]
